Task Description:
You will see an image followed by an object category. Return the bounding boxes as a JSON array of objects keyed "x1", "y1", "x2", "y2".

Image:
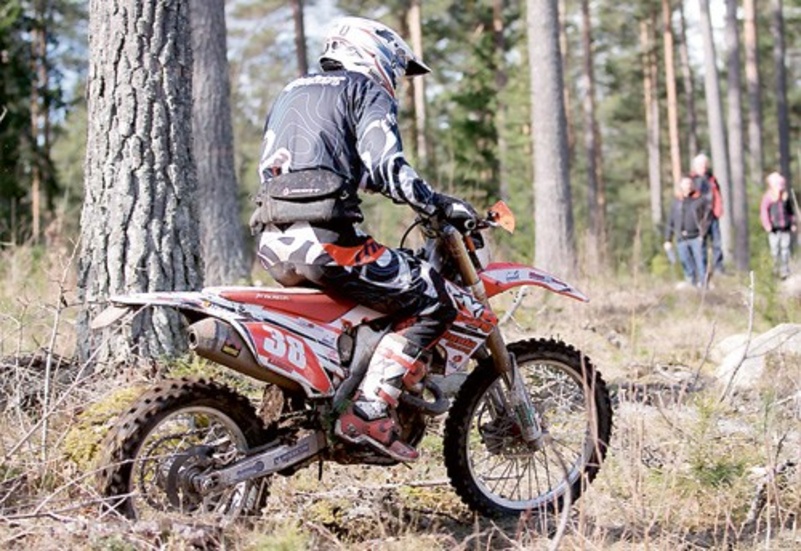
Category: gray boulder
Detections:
[{"x1": 715, "y1": 323, "x2": 801, "y2": 391}]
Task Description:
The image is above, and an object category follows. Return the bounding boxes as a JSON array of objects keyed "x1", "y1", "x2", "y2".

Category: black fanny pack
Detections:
[{"x1": 249, "y1": 170, "x2": 361, "y2": 233}]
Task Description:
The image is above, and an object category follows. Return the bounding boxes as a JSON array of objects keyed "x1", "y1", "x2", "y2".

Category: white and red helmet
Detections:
[{"x1": 319, "y1": 16, "x2": 431, "y2": 98}]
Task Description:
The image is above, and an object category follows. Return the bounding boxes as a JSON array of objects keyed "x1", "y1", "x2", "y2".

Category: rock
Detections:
[
  {"x1": 710, "y1": 333, "x2": 750, "y2": 365},
  {"x1": 715, "y1": 324, "x2": 801, "y2": 391}
]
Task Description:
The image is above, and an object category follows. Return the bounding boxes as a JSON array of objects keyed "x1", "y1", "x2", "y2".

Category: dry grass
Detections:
[{"x1": 1, "y1": 243, "x2": 799, "y2": 550}]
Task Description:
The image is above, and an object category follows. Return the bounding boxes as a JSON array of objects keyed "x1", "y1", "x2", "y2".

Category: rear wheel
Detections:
[
  {"x1": 444, "y1": 339, "x2": 612, "y2": 517},
  {"x1": 97, "y1": 378, "x2": 270, "y2": 521}
]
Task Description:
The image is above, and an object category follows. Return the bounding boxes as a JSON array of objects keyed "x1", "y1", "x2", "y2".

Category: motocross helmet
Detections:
[{"x1": 319, "y1": 16, "x2": 431, "y2": 98}]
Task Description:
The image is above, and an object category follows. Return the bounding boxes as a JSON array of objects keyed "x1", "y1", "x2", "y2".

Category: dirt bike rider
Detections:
[{"x1": 250, "y1": 17, "x2": 476, "y2": 462}]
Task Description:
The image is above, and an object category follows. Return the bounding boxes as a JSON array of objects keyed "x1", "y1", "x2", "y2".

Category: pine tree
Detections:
[
  {"x1": 526, "y1": 0, "x2": 576, "y2": 277},
  {"x1": 77, "y1": 0, "x2": 201, "y2": 364},
  {"x1": 191, "y1": 0, "x2": 251, "y2": 286}
]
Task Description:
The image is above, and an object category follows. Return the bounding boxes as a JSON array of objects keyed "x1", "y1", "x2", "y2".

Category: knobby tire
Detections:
[
  {"x1": 97, "y1": 377, "x2": 269, "y2": 520},
  {"x1": 444, "y1": 338, "x2": 612, "y2": 518}
]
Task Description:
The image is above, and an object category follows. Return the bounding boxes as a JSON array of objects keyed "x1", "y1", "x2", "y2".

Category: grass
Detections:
[{"x1": 0, "y1": 242, "x2": 799, "y2": 550}]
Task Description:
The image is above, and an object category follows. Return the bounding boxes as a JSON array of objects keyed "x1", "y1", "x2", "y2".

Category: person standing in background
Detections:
[
  {"x1": 665, "y1": 176, "x2": 710, "y2": 288},
  {"x1": 690, "y1": 154, "x2": 724, "y2": 280},
  {"x1": 760, "y1": 172, "x2": 795, "y2": 279}
]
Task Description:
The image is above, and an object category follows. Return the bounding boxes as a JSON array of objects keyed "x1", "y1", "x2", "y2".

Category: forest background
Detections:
[
  {"x1": 1, "y1": 0, "x2": 801, "y2": 549},
  {"x1": 2, "y1": 0, "x2": 800, "y2": 276}
]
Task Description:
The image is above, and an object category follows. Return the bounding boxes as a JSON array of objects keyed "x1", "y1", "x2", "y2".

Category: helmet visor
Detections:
[{"x1": 406, "y1": 58, "x2": 431, "y2": 76}]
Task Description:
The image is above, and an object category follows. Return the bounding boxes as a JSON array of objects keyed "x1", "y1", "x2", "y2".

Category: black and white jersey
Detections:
[{"x1": 258, "y1": 70, "x2": 437, "y2": 219}]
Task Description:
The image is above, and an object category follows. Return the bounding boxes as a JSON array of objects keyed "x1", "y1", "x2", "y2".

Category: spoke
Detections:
[
  {"x1": 512, "y1": 455, "x2": 523, "y2": 501},
  {"x1": 471, "y1": 449, "x2": 505, "y2": 472},
  {"x1": 550, "y1": 434, "x2": 585, "y2": 461},
  {"x1": 463, "y1": 353, "x2": 601, "y2": 511},
  {"x1": 489, "y1": 455, "x2": 516, "y2": 497},
  {"x1": 519, "y1": 454, "x2": 539, "y2": 501},
  {"x1": 537, "y1": 444, "x2": 555, "y2": 492}
]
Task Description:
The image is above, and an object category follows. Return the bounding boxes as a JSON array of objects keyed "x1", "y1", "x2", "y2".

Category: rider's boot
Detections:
[{"x1": 335, "y1": 333, "x2": 429, "y2": 462}]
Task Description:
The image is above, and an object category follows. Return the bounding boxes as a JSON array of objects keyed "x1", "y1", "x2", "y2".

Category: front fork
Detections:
[{"x1": 442, "y1": 226, "x2": 546, "y2": 446}]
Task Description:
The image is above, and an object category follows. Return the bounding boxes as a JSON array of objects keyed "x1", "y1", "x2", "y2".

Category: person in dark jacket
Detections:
[
  {"x1": 690, "y1": 154, "x2": 724, "y2": 275},
  {"x1": 251, "y1": 17, "x2": 474, "y2": 462},
  {"x1": 760, "y1": 172, "x2": 795, "y2": 279},
  {"x1": 665, "y1": 176, "x2": 709, "y2": 288}
]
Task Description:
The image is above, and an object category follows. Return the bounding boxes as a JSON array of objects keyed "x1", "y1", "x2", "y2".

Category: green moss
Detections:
[
  {"x1": 165, "y1": 355, "x2": 263, "y2": 398},
  {"x1": 62, "y1": 385, "x2": 147, "y2": 470},
  {"x1": 305, "y1": 498, "x2": 349, "y2": 525},
  {"x1": 396, "y1": 486, "x2": 464, "y2": 516},
  {"x1": 89, "y1": 535, "x2": 139, "y2": 551}
]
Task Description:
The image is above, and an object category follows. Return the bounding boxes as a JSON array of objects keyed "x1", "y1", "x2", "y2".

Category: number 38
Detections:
[{"x1": 261, "y1": 326, "x2": 307, "y2": 370}]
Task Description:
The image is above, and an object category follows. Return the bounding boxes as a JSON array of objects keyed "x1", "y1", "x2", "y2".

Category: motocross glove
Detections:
[{"x1": 433, "y1": 193, "x2": 479, "y2": 232}]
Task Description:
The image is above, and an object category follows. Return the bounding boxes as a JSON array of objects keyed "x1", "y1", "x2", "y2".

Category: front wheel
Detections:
[
  {"x1": 97, "y1": 378, "x2": 270, "y2": 521},
  {"x1": 444, "y1": 339, "x2": 612, "y2": 518}
]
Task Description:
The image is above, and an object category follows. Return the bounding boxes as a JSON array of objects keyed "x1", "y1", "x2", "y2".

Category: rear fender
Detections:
[
  {"x1": 90, "y1": 291, "x2": 339, "y2": 398},
  {"x1": 480, "y1": 262, "x2": 588, "y2": 302},
  {"x1": 90, "y1": 291, "x2": 220, "y2": 330}
]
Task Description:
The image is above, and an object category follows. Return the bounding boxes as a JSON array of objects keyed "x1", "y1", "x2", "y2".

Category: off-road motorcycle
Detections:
[{"x1": 93, "y1": 201, "x2": 612, "y2": 521}]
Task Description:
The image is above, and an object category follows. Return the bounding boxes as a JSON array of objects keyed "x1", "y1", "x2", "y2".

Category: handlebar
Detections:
[{"x1": 400, "y1": 200, "x2": 515, "y2": 248}]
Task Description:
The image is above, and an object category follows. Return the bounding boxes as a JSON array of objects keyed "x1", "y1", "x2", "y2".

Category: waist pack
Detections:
[{"x1": 249, "y1": 170, "x2": 362, "y2": 233}]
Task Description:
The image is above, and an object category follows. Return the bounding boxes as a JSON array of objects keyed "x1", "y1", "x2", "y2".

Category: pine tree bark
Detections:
[
  {"x1": 771, "y1": 0, "x2": 791, "y2": 188},
  {"x1": 676, "y1": 1, "x2": 698, "y2": 159},
  {"x1": 558, "y1": 0, "x2": 574, "y2": 161},
  {"x1": 291, "y1": 0, "x2": 308, "y2": 75},
  {"x1": 191, "y1": 0, "x2": 250, "y2": 286},
  {"x1": 725, "y1": 0, "x2": 749, "y2": 270},
  {"x1": 493, "y1": 0, "x2": 509, "y2": 201},
  {"x1": 640, "y1": 17, "x2": 662, "y2": 230},
  {"x1": 743, "y1": 0, "x2": 764, "y2": 189},
  {"x1": 29, "y1": 23, "x2": 43, "y2": 243},
  {"x1": 407, "y1": 0, "x2": 428, "y2": 167},
  {"x1": 662, "y1": 0, "x2": 682, "y2": 187},
  {"x1": 581, "y1": 0, "x2": 605, "y2": 267},
  {"x1": 698, "y1": 0, "x2": 733, "y2": 265},
  {"x1": 29, "y1": 1, "x2": 49, "y2": 243},
  {"x1": 527, "y1": 0, "x2": 576, "y2": 277},
  {"x1": 77, "y1": 0, "x2": 201, "y2": 365}
]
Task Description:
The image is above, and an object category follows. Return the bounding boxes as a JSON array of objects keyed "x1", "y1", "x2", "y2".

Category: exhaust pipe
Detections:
[{"x1": 187, "y1": 318, "x2": 302, "y2": 392}]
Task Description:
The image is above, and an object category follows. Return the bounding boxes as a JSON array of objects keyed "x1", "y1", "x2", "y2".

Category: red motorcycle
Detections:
[{"x1": 93, "y1": 201, "x2": 612, "y2": 521}]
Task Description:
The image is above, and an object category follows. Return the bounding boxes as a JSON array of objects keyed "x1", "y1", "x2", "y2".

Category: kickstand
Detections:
[{"x1": 317, "y1": 457, "x2": 324, "y2": 481}]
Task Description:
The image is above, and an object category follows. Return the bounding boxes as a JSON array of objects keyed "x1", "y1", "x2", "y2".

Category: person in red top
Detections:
[
  {"x1": 760, "y1": 172, "x2": 795, "y2": 279},
  {"x1": 690, "y1": 154, "x2": 724, "y2": 280}
]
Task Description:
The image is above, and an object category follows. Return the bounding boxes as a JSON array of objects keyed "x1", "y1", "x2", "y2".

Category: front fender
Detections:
[{"x1": 480, "y1": 262, "x2": 588, "y2": 302}]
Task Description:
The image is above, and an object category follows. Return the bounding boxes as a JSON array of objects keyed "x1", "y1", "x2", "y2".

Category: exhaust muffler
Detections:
[{"x1": 187, "y1": 318, "x2": 302, "y2": 392}]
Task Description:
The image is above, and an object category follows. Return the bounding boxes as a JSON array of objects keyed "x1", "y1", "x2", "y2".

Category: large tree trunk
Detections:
[
  {"x1": 191, "y1": 0, "x2": 250, "y2": 286},
  {"x1": 676, "y1": 1, "x2": 698, "y2": 159},
  {"x1": 77, "y1": 0, "x2": 201, "y2": 364},
  {"x1": 493, "y1": 0, "x2": 510, "y2": 201},
  {"x1": 725, "y1": 0, "x2": 749, "y2": 271},
  {"x1": 771, "y1": 0, "x2": 791, "y2": 188},
  {"x1": 291, "y1": 0, "x2": 308, "y2": 75},
  {"x1": 743, "y1": 0, "x2": 764, "y2": 189},
  {"x1": 640, "y1": 17, "x2": 662, "y2": 230},
  {"x1": 407, "y1": 0, "x2": 428, "y2": 167},
  {"x1": 581, "y1": 0, "x2": 605, "y2": 268},
  {"x1": 698, "y1": 0, "x2": 732, "y2": 265},
  {"x1": 662, "y1": 0, "x2": 682, "y2": 187},
  {"x1": 558, "y1": 0, "x2": 574, "y2": 161},
  {"x1": 527, "y1": 0, "x2": 576, "y2": 277},
  {"x1": 29, "y1": 1, "x2": 49, "y2": 244},
  {"x1": 29, "y1": 25, "x2": 43, "y2": 244}
]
